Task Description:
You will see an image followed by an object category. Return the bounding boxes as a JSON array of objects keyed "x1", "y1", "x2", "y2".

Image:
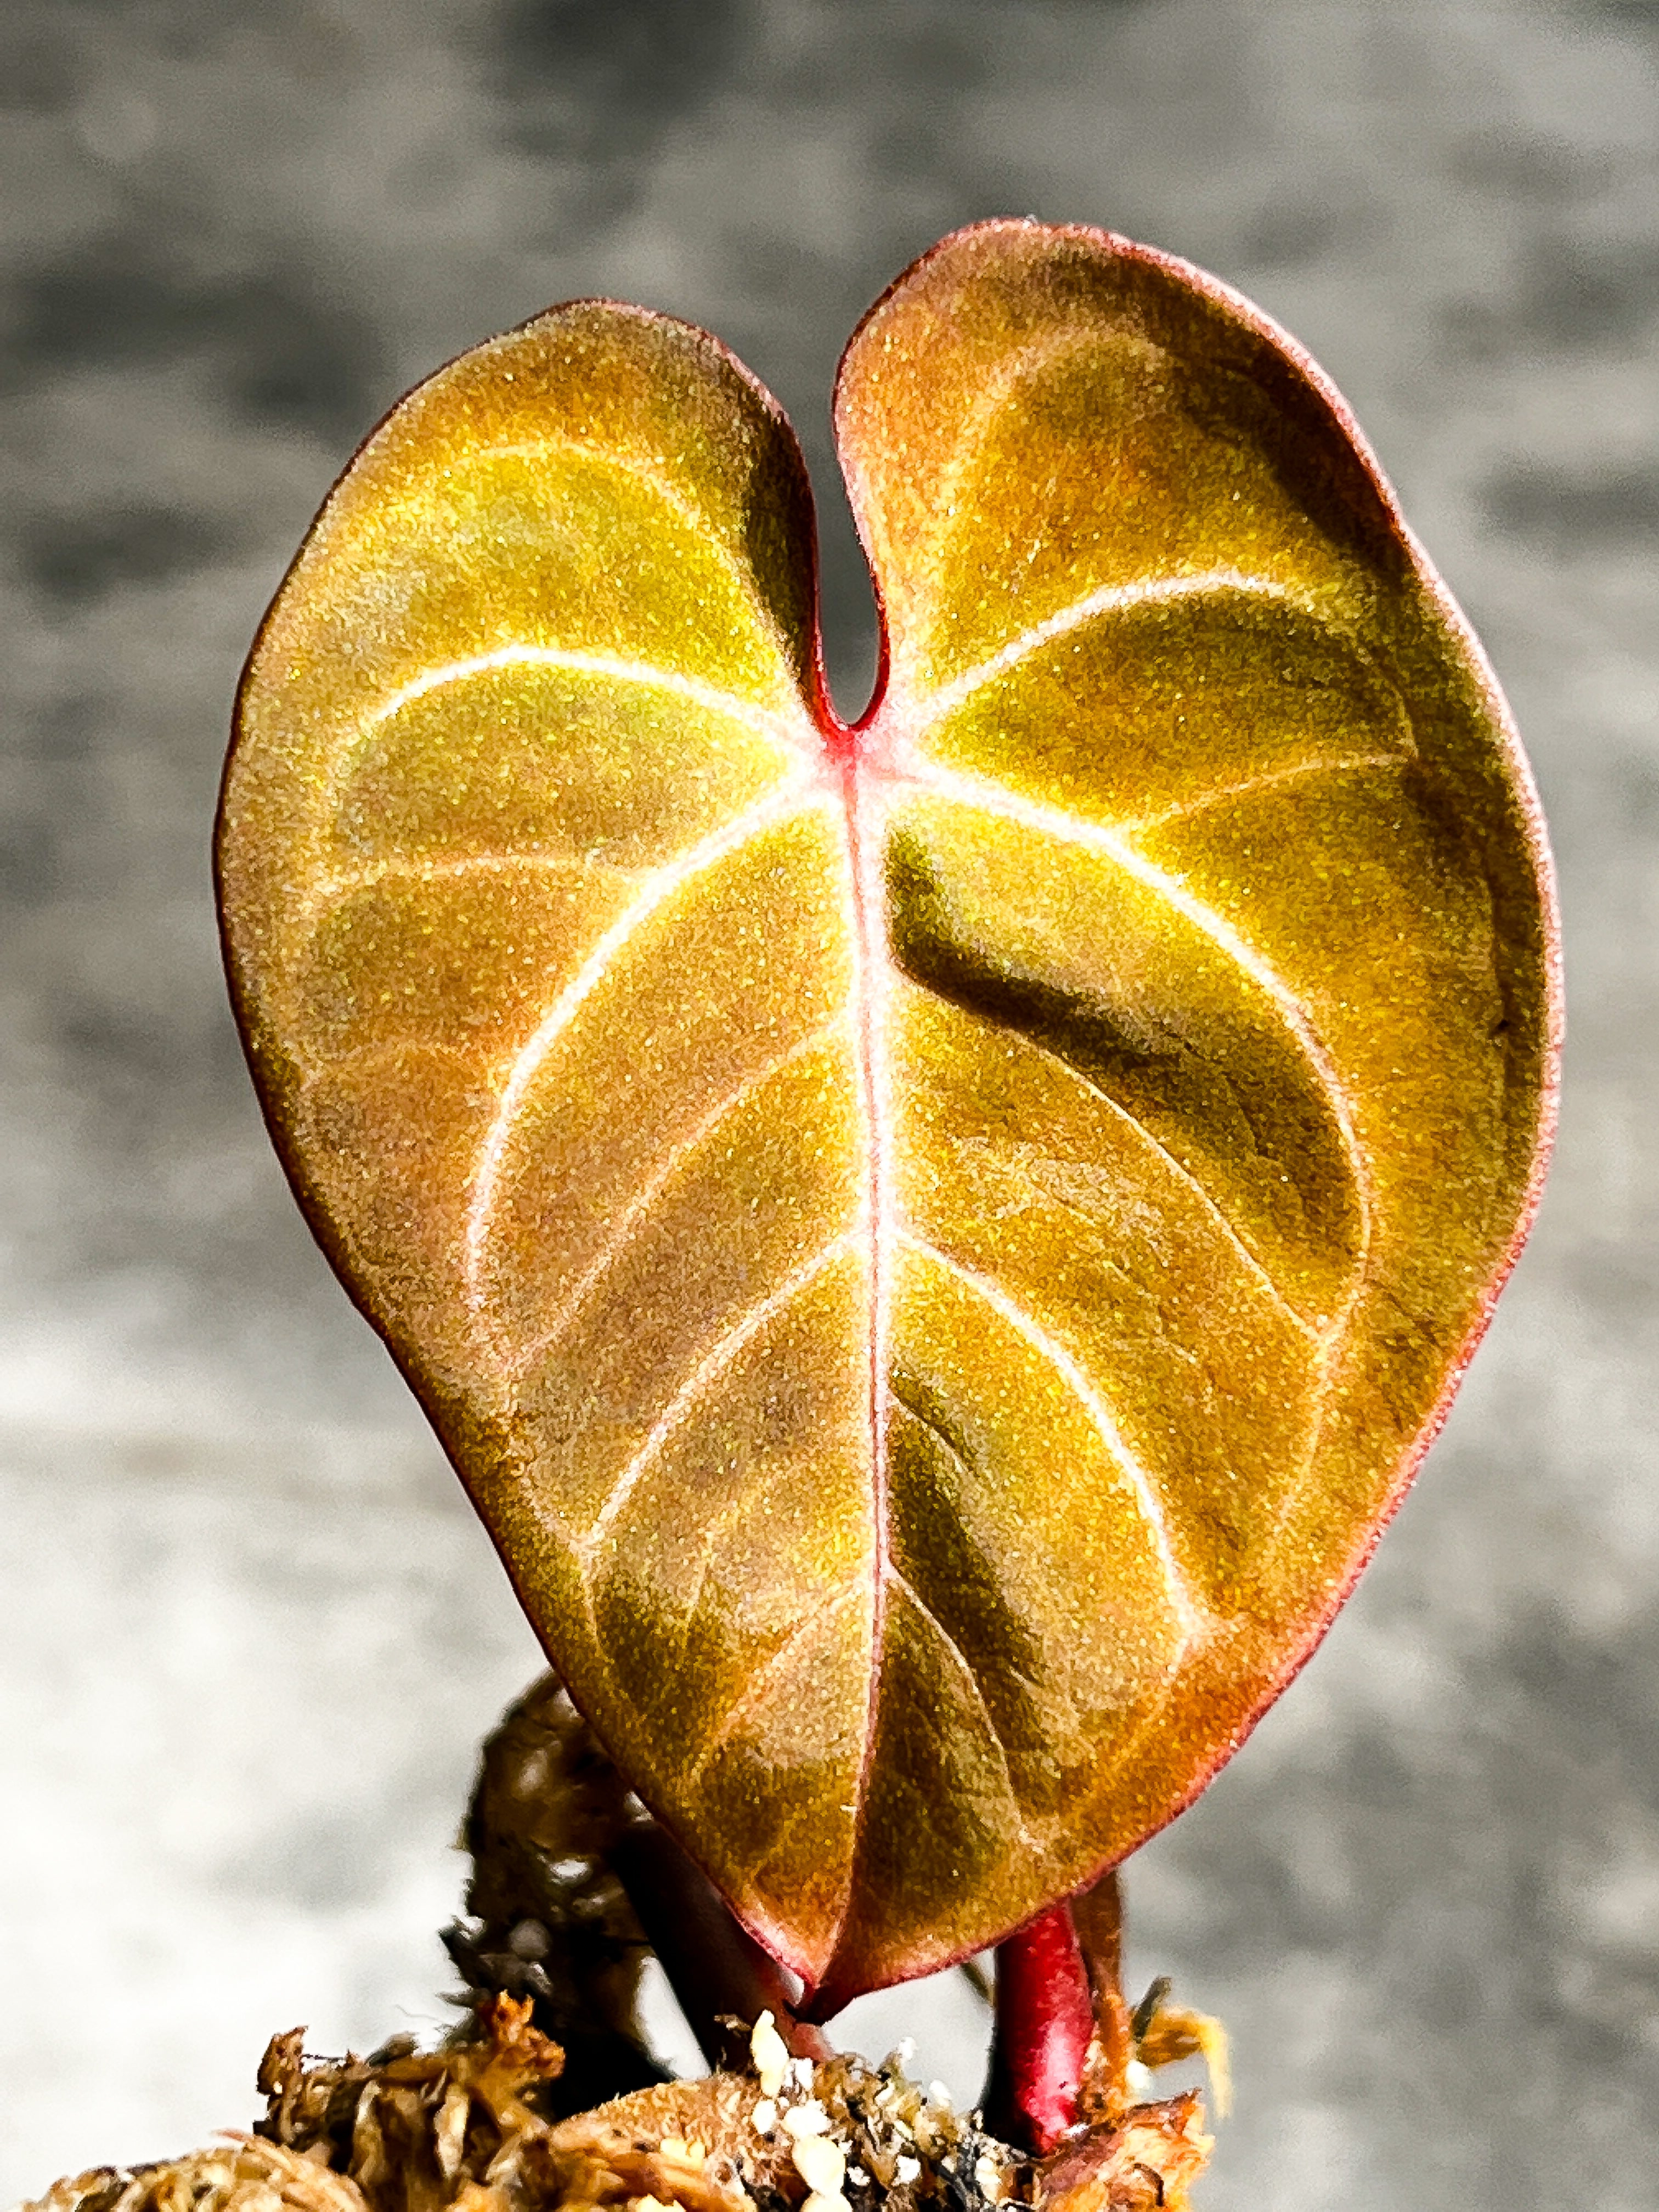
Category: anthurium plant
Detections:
[{"x1": 216, "y1": 221, "x2": 1559, "y2": 2164}]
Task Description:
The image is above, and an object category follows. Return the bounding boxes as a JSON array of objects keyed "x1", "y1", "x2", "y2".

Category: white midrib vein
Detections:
[
  {"x1": 844, "y1": 758, "x2": 896, "y2": 1854},
  {"x1": 413, "y1": 562, "x2": 1387, "y2": 1818}
]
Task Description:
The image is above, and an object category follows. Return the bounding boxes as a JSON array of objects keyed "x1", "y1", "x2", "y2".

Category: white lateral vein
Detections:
[
  {"x1": 578, "y1": 1235, "x2": 854, "y2": 1557},
  {"x1": 899, "y1": 757, "x2": 1375, "y2": 1266},
  {"x1": 1124, "y1": 748, "x2": 1414, "y2": 832},
  {"x1": 462, "y1": 772, "x2": 820, "y2": 1308},
  {"x1": 510, "y1": 1017, "x2": 847, "y2": 1378},
  {"x1": 319, "y1": 642, "x2": 818, "y2": 827},
  {"x1": 899, "y1": 1231, "x2": 1205, "y2": 1644},
  {"x1": 978, "y1": 1017, "x2": 1321, "y2": 1342},
  {"x1": 884, "y1": 1562, "x2": 1036, "y2": 1850},
  {"x1": 680, "y1": 1589, "x2": 863, "y2": 1796},
  {"x1": 362, "y1": 643, "x2": 813, "y2": 751},
  {"x1": 895, "y1": 327, "x2": 1105, "y2": 593},
  {"x1": 909, "y1": 572, "x2": 1298, "y2": 724},
  {"x1": 469, "y1": 435, "x2": 809, "y2": 687},
  {"x1": 301, "y1": 847, "x2": 637, "y2": 921}
]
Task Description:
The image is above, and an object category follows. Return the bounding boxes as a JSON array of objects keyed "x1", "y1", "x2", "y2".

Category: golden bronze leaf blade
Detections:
[
  {"x1": 221, "y1": 223, "x2": 1558, "y2": 2008},
  {"x1": 327, "y1": 661, "x2": 795, "y2": 873},
  {"x1": 913, "y1": 582, "x2": 1417, "y2": 833},
  {"x1": 818, "y1": 217, "x2": 1556, "y2": 1996},
  {"x1": 881, "y1": 785, "x2": 1368, "y2": 1328}
]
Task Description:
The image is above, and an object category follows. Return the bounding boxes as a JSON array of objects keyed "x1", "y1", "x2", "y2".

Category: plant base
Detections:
[{"x1": 23, "y1": 1680, "x2": 1215, "y2": 2212}]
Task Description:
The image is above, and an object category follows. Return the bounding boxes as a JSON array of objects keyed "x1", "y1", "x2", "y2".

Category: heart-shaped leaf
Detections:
[{"x1": 218, "y1": 222, "x2": 1558, "y2": 2008}]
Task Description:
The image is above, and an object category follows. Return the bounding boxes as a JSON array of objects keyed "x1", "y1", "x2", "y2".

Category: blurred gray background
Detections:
[{"x1": 2, "y1": 1, "x2": 1656, "y2": 2204}]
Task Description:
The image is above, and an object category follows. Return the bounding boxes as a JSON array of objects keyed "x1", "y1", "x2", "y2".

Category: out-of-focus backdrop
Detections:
[{"x1": 2, "y1": 1, "x2": 1655, "y2": 2204}]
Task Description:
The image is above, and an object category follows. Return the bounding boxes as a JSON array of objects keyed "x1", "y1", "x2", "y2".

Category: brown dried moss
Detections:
[
  {"x1": 22, "y1": 1680, "x2": 1213, "y2": 2212},
  {"x1": 24, "y1": 1996, "x2": 1209, "y2": 2212}
]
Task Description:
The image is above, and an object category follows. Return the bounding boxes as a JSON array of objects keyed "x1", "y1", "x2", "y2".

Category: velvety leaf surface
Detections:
[{"x1": 218, "y1": 223, "x2": 1558, "y2": 2008}]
